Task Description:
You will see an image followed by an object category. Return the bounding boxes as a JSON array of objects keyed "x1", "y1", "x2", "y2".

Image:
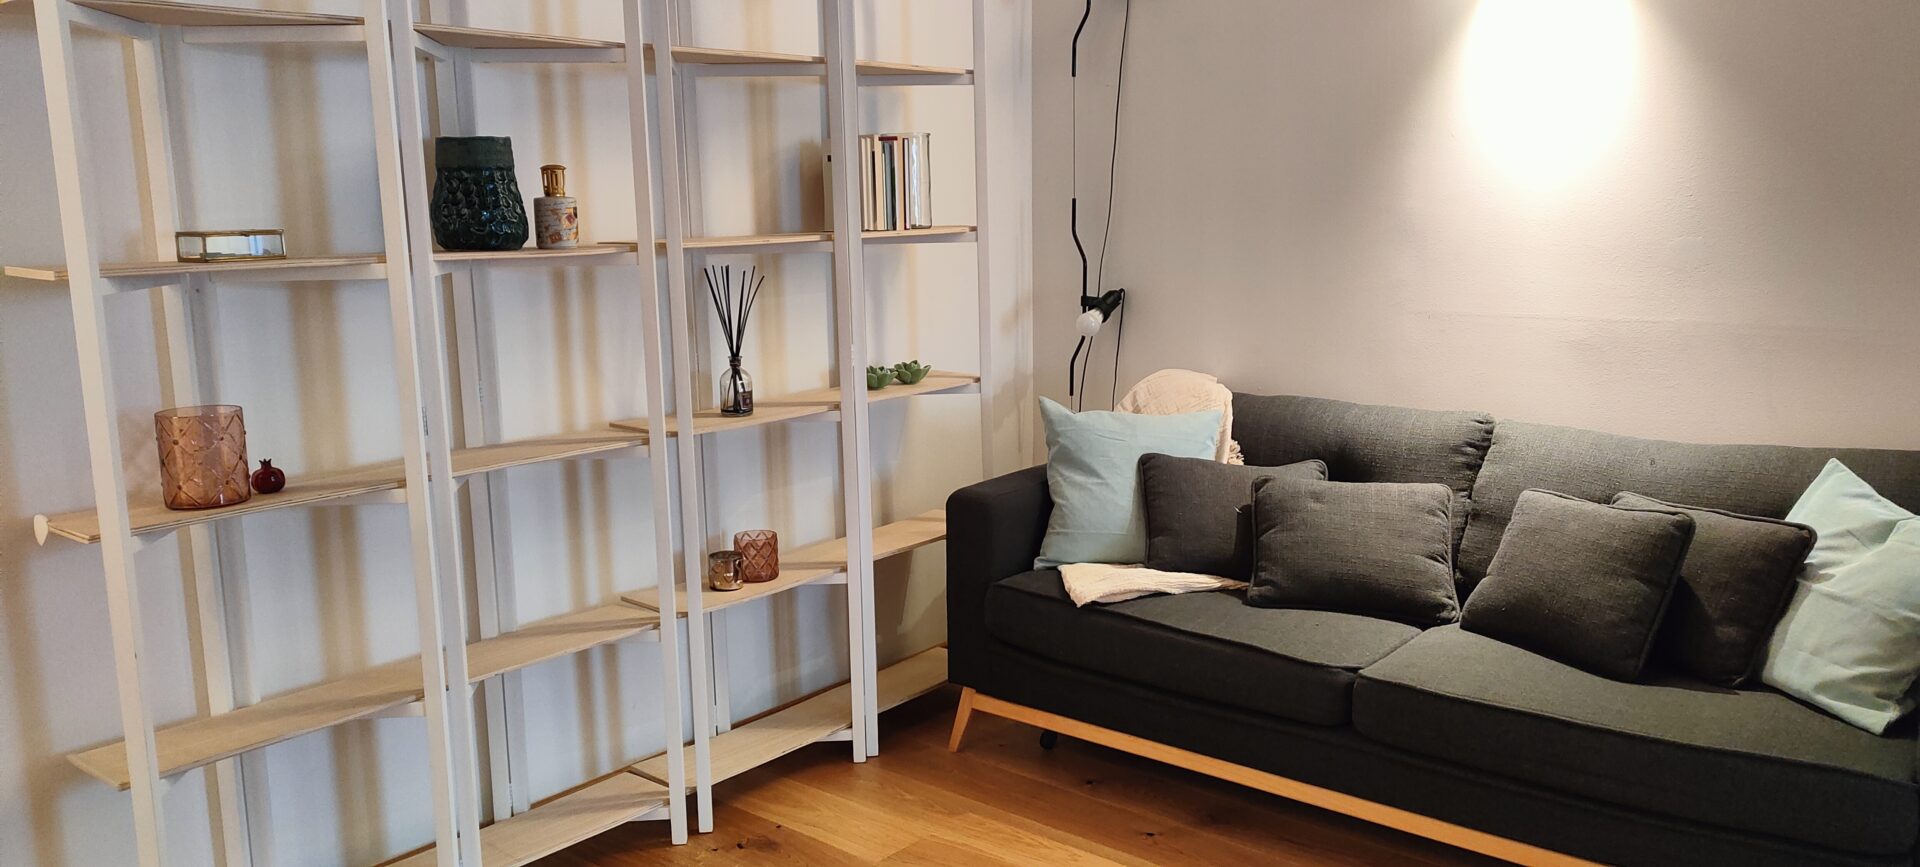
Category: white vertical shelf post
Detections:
[
  {"x1": 126, "y1": 21, "x2": 254, "y2": 867},
  {"x1": 413, "y1": 0, "x2": 532, "y2": 821},
  {"x1": 363, "y1": 0, "x2": 484, "y2": 862},
  {"x1": 667, "y1": 0, "x2": 733, "y2": 745},
  {"x1": 972, "y1": 0, "x2": 997, "y2": 484},
  {"x1": 31, "y1": 1, "x2": 169, "y2": 863},
  {"x1": 820, "y1": 0, "x2": 876, "y2": 763},
  {"x1": 623, "y1": 0, "x2": 693, "y2": 845},
  {"x1": 641, "y1": 0, "x2": 718, "y2": 831}
]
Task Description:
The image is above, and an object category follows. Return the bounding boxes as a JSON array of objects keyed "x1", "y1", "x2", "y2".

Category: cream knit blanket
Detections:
[{"x1": 1059, "y1": 563, "x2": 1246, "y2": 607}]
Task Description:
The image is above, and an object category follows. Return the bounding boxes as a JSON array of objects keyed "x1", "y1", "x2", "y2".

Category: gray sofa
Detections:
[{"x1": 946, "y1": 394, "x2": 1920, "y2": 866}]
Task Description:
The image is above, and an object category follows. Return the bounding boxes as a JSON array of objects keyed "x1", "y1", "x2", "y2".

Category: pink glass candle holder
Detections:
[
  {"x1": 734, "y1": 530, "x2": 779, "y2": 583},
  {"x1": 155, "y1": 405, "x2": 251, "y2": 510}
]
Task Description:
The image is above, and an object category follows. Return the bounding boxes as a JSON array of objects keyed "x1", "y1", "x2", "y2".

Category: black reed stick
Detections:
[{"x1": 705, "y1": 264, "x2": 766, "y2": 360}]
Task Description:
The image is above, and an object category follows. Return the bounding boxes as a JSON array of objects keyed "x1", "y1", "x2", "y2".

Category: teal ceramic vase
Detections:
[{"x1": 431, "y1": 136, "x2": 529, "y2": 251}]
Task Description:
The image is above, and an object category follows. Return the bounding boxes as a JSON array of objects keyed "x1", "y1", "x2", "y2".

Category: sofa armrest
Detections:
[{"x1": 946, "y1": 465, "x2": 1051, "y2": 689}]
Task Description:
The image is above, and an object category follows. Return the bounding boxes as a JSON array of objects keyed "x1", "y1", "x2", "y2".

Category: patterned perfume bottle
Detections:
[{"x1": 534, "y1": 164, "x2": 580, "y2": 250}]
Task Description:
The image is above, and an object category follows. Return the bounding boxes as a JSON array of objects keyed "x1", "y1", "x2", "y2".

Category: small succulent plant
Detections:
[
  {"x1": 892, "y1": 360, "x2": 932, "y2": 385},
  {"x1": 866, "y1": 365, "x2": 897, "y2": 390}
]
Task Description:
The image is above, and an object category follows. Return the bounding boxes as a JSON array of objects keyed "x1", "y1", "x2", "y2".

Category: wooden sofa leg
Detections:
[{"x1": 949, "y1": 687, "x2": 977, "y2": 752}]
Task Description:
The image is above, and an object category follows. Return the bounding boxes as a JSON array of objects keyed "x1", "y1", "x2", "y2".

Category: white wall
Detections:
[
  {"x1": 0, "y1": 1, "x2": 1030, "y2": 865},
  {"x1": 1037, "y1": 0, "x2": 1919, "y2": 450}
]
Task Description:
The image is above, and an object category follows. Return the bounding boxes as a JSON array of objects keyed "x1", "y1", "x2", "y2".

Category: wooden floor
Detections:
[{"x1": 537, "y1": 686, "x2": 1498, "y2": 866}]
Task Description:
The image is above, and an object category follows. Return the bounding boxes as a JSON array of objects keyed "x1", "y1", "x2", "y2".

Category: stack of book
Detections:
[{"x1": 859, "y1": 133, "x2": 932, "y2": 231}]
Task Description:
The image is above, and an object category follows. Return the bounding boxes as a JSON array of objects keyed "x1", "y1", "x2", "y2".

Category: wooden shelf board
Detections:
[
  {"x1": 861, "y1": 225, "x2": 977, "y2": 244},
  {"x1": 857, "y1": 59, "x2": 972, "y2": 77},
  {"x1": 3, "y1": 253, "x2": 385, "y2": 283},
  {"x1": 622, "y1": 562, "x2": 844, "y2": 616},
  {"x1": 647, "y1": 225, "x2": 975, "y2": 254},
  {"x1": 466, "y1": 599, "x2": 662, "y2": 682},
  {"x1": 650, "y1": 44, "x2": 969, "y2": 75},
  {"x1": 658, "y1": 44, "x2": 820, "y2": 66},
  {"x1": 676, "y1": 231, "x2": 831, "y2": 252},
  {"x1": 787, "y1": 509, "x2": 947, "y2": 564},
  {"x1": 37, "y1": 430, "x2": 645, "y2": 545},
  {"x1": 413, "y1": 22, "x2": 618, "y2": 52},
  {"x1": 69, "y1": 601, "x2": 659, "y2": 790},
  {"x1": 70, "y1": 0, "x2": 360, "y2": 27},
  {"x1": 387, "y1": 772, "x2": 668, "y2": 867},
  {"x1": 621, "y1": 510, "x2": 946, "y2": 615},
  {"x1": 608, "y1": 401, "x2": 835, "y2": 438},
  {"x1": 630, "y1": 646, "x2": 947, "y2": 787},
  {"x1": 608, "y1": 372, "x2": 976, "y2": 439},
  {"x1": 433, "y1": 242, "x2": 639, "y2": 264},
  {"x1": 759, "y1": 371, "x2": 979, "y2": 408}
]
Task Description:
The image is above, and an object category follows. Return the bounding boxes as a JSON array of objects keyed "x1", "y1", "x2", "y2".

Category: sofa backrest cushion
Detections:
[
  {"x1": 1232, "y1": 394, "x2": 1495, "y2": 563},
  {"x1": 1457, "y1": 421, "x2": 1920, "y2": 596}
]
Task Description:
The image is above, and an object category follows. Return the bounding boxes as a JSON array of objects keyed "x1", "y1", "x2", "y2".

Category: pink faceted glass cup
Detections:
[
  {"x1": 155, "y1": 405, "x2": 251, "y2": 510},
  {"x1": 734, "y1": 530, "x2": 779, "y2": 583}
]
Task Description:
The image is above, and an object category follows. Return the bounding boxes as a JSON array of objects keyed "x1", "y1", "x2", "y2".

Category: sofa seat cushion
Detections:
[
  {"x1": 1354, "y1": 625, "x2": 1919, "y2": 855},
  {"x1": 985, "y1": 570, "x2": 1420, "y2": 726}
]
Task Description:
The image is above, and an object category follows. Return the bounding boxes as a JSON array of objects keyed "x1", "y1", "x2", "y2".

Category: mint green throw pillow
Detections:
[
  {"x1": 1761, "y1": 459, "x2": 1920, "y2": 733},
  {"x1": 1036, "y1": 397, "x2": 1221, "y2": 567}
]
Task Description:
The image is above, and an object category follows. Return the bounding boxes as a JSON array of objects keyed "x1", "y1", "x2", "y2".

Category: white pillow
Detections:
[{"x1": 1761, "y1": 459, "x2": 1920, "y2": 733}]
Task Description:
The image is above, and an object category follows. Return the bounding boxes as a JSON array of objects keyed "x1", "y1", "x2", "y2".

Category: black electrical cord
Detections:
[
  {"x1": 1097, "y1": 0, "x2": 1132, "y2": 408},
  {"x1": 1109, "y1": 297, "x2": 1126, "y2": 409},
  {"x1": 1094, "y1": 0, "x2": 1131, "y2": 298},
  {"x1": 1066, "y1": 0, "x2": 1133, "y2": 409},
  {"x1": 1068, "y1": 0, "x2": 1092, "y2": 402}
]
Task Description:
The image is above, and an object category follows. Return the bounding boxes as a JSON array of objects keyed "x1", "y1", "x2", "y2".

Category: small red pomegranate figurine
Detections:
[{"x1": 250, "y1": 459, "x2": 287, "y2": 494}]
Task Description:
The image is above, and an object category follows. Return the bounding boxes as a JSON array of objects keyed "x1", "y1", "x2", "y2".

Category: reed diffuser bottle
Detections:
[
  {"x1": 706, "y1": 265, "x2": 765, "y2": 416},
  {"x1": 534, "y1": 164, "x2": 579, "y2": 249}
]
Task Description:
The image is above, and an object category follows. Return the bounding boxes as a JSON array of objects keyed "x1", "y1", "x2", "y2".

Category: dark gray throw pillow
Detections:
[
  {"x1": 1611, "y1": 492, "x2": 1816, "y2": 687},
  {"x1": 1462, "y1": 490, "x2": 1695, "y2": 681},
  {"x1": 1246, "y1": 477, "x2": 1459, "y2": 626},
  {"x1": 1139, "y1": 454, "x2": 1327, "y2": 578}
]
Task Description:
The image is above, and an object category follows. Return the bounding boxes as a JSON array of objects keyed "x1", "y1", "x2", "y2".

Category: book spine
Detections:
[
  {"x1": 859, "y1": 134, "x2": 879, "y2": 231},
  {"x1": 903, "y1": 133, "x2": 932, "y2": 229},
  {"x1": 888, "y1": 134, "x2": 907, "y2": 232}
]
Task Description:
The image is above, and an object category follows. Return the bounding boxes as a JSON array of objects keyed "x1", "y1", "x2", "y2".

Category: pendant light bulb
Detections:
[
  {"x1": 1076, "y1": 288, "x2": 1126, "y2": 337},
  {"x1": 1076, "y1": 307, "x2": 1107, "y2": 337}
]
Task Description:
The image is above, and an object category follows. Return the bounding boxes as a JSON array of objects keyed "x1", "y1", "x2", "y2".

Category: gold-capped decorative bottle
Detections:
[{"x1": 534, "y1": 164, "x2": 579, "y2": 249}]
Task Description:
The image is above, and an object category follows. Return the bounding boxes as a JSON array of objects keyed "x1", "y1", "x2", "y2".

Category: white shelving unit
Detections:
[
  {"x1": 12, "y1": 1, "x2": 688, "y2": 865},
  {"x1": 10, "y1": 0, "x2": 996, "y2": 863},
  {"x1": 623, "y1": 0, "x2": 992, "y2": 830}
]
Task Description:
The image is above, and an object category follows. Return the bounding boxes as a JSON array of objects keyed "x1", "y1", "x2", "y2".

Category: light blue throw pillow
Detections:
[
  {"x1": 1036, "y1": 397, "x2": 1221, "y2": 567},
  {"x1": 1761, "y1": 459, "x2": 1920, "y2": 733}
]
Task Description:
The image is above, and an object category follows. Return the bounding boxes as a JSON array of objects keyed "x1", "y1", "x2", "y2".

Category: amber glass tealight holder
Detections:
[
  {"x1": 155, "y1": 405, "x2": 251, "y2": 511},
  {"x1": 734, "y1": 530, "x2": 779, "y2": 583},
  {"x1": 708, "y1": 551, "x2": 744, "y2": 592}
]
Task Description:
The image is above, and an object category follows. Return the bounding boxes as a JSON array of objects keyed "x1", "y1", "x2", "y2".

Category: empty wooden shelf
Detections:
[
  {"x1": 35, "y1": 431, "x2": 647, "y2": 545},
  {"x1": 413, "y1": 22, "x2": 619, "y2": 52},
  {"x1": 2, "y1": 253, "x2": 387, "y2": 284},
  {"x1": 51, "y1": 0, "x2": 362, "y2": 27},
  {"x1": 856, "y1": 59, "x2": 972, "y2": 77},
  {"x1": 784, "y1": 509, "x2": 947, "y2": 564},
  {"x1": 630, "y1": 646, "x2": 947, "y2": 788},
  {"x1": 647, "y1": 225, "x2": 977, "y2": 255},
  {"x1": 621, "y1": 509, "x2": 947, "y2": 615},
  {"x1": 387, "y1": 771, "x2": 669, "y2": 867},
  {"x1": 69, "y1": 600, "x2": 661, "y2": 791}
]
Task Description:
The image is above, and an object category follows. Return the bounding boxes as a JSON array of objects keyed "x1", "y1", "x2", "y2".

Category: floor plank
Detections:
[{"x1": 537, "y1": 686, "x2": 1498, "y2": 866}]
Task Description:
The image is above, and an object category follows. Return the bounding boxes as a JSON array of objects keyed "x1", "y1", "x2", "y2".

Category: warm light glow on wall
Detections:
[{"x1": 1459, "y1": 0, "x2": 1637, "y2": 187}]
